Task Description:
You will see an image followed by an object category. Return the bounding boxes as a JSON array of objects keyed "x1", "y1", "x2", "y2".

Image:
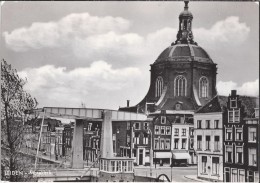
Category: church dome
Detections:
[
  {"x1": 179, "y1": 10, "x2": 193, "y2": 18},
  {"x1": 154, "y1": 44, "x2": 213, "y2": 64}
]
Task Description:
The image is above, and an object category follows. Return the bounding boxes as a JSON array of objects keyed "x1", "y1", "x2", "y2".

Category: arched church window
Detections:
[
  {"x1": 199, "y1": 77, "x2": 208, "y2": 98},
  {"x1": 174, "y1": 75, "x2": 187, "y2": 97},
  {"x1": 155, "y1": 76, "x2": 163, "y2": 97}
]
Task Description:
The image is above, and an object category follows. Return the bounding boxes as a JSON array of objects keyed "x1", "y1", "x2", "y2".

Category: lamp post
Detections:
[{"x1": 147, "y1": 129, "x2": 153, "y2": 177}]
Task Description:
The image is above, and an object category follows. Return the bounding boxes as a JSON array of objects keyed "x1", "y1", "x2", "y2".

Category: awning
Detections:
[
  {"x1": 172, "y1": 152, "x2": 191, "y2": 160},
  {"x1": 154, "y1": 152, "x2": 172, "y2": 159}
]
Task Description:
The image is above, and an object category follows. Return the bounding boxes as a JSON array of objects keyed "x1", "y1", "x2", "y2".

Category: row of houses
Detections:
[
  {"x1": 22, "y1": 90, "x2": 258, "y2": 183},
  {"x1": 194, "y1": 90, "x2": 259, "y2": 182}
]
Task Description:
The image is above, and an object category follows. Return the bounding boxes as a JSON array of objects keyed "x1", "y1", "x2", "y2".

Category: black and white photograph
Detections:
[{"x1": 1, "y1": 1, "x2": 259, "y2": 182}]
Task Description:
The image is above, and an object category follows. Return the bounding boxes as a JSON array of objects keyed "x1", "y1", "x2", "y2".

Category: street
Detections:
[{"x1": 134, "y1": 166, "x2": 197, "y2": 182}]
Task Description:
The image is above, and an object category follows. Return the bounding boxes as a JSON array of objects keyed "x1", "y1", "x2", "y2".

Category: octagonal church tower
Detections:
[
  {"x1": 120, "y1": 1, "x2": 217, "y2": 114},
  {"x1": 146, "y1": 0, "x2": 218, "y2": 113}
]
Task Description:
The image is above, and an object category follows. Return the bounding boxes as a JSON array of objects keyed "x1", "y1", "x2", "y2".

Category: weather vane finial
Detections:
[{"x1": 184, "y1": 0, "x2": 189, "y2": 10}]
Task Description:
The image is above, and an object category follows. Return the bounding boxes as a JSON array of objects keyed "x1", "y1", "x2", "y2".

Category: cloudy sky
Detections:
[{"x1": 1, "y1": 1, "x2": 259, "y2": 110}]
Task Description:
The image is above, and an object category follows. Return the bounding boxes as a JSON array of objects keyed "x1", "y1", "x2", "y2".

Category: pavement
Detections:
[{"x1": 184, "y1": 175, "x2": 209, "y2": 182}]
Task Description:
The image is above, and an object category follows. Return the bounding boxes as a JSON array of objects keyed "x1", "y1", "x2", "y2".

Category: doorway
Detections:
[{"x1": 139, "y1": 149, "x2": 143, "y2": 165}]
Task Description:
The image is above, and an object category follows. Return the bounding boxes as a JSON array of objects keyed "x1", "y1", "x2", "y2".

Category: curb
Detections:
[{"x1": 184, "y1": 175, "x2": 203, "y2": 182}]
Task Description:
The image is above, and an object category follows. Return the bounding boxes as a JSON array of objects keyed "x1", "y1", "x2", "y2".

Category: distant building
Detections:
[
  {"x1": 83, "y1": 121, "x2": 102, "y2": 162},
  {"x1": 223, "y1": 90, "x2": 259, "y2": 182},
  {"x1": 55, "y1": 126, "x2": 64, "y2": 158},
  {"x1": 62, "y1": 124, "x2": 73, "y2": 158},
  {"x1": 171, "y1": 119, "x2": 194, "y2": 166},
  {"x1": 194, "y1": 95, "x2": 227, "y2": 182},
  {"x1": 151, "y1": 112, "x2": 172, "y2": 166}
]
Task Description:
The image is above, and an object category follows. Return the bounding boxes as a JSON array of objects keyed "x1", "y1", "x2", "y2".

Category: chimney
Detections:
[
  {"x1": 127, "y1": 100, "x2": 130, "y2": 107},
  {"x1": 231, "y1": 90, "x2": 237, "y2": 96}
]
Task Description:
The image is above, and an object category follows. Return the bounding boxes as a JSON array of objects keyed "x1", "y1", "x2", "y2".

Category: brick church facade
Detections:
[{"x1": 119, "y1": 1, "x2": 218, "y2": 166}]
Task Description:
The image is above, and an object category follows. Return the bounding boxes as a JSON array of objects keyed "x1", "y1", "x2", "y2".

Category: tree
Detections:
[{"x1": 1, "y1": 59, "x2": 38, "y2": 181}]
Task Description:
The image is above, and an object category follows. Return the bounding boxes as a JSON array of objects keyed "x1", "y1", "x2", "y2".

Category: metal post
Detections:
[
  {"x1": 148, "y1": 129, "x2": 153, "y2": 177},
  {"x1": 34, "y1": 109, "x2": 46, "y2": 169}
]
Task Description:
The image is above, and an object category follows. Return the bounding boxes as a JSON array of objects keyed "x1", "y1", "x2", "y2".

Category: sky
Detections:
[{"x1": 1, "y1": 1, "x2": 259, "y2": 110}]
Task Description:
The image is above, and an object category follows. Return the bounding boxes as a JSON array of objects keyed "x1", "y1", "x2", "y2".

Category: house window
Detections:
[
  {"x1": 248, "y1": 127, "x2": 257, "y2": 142},
  {"x1": 235, "y1": 128, "x2": 243, "y2": 141},
  {"x1": 87, "y1": 123, "x2": 92, "y2": 131},
  {"x1": 127, "y1": 122, "x2": 130, "y2": 130},
  {"x1": 224, "y1": 168, "x2": 230, "y2": 182},
  {"x1": 197, "y1": 120, "x2": 202, "y2": 129},
  {"x1": 174, "y1": 75, "x2": 187, "y2": 96},
  {"x1": 166, "y1": 126, "x2": 171, "y2": 135},
  {"x1": 199, "y1": 77, "x2": 208, "y2": 98},
  {"x1": 161, "y1": 116, "x2": 166, "y2": 124},
  {"x1": 230, "y1": 99, "x2": 237, "y2": 108},
  {"x1": 197, "y1": 135, "x2": 202, "y2": 150},
  {"x1": 190, "y1": 128, "x2": 194, "y2": 136},
  {"x1": 145, "y1": 149, "x2": 150, "y2": 157},
  {"x1": 181, "y1": 139, "x2": 186, "y2": 149},
  {"x1": 190, "y1": 138, "x2": 194, "y2": 149},
  {"x1": 206, "y1": 136, "x2": 210, "y2": 150},
  {"x1": 248, "y1": 148, "x2": 257, "y2": 166},
  {"x1": 117, "y1": 161, "x2": 122, "y2": 172},
  {"x1": 225, "y1": 146, "x2": 233, "y2": 163},
  {"x1": 143, "y1": 122, "x2": 149, "y2": 130},
  {"x1": 238, "y1": 170, "x2": 245, "y2": 182},
  {"x1": 255, "y1": 108, "x2": 259, "y2": 118},
  {"x1": 231, "y1": 169, "x2": 238, "y2": 182},
  {"x1": 165, "y1": 139, "x2": 170, "y2": 150},
  {"x1": 206, "y1": 120, "x2": 210, "y2": 129},
  {"x1": 143, "y1": 133, "x2": 148, "y2": 145},
  {"x1": 161, "y1": 126, "x2": 165, "y2": 135},
  {"x1": 236, "y1": 146, "x2": 243, "y2": 164},
  {"x1": 214, "y1": 120, "x2": 219, "y2": 129},
  {"x1": 111, "y1": 161, "x2": 115, "y2": 172},
  {"x1": 134, "y1": 122, "x2": 140, "y2": 130},
  {"x1": 202, "y1": 156, "x2": 207, "y2": 174},
  {"x1": 128, "y1": 161, "x2": 133, "y2": 172},
  {"x1": 154, "y1": 139, "x2": 159, "y2": 150},
  {"x1": 134, "y1": 133, "x2": 140, "y2": 144},
  {"x1": 182, "y1": 129, "x2": 186, "y2": 136},
  {"x1": 174, "y1": 139, "x2": 179, "y2": 149},
  {"x1": 214, "y1": 136, "x2": 220, "y2": 151},
  {"x1": 104, "y1": 160, "x2": 107, "y2": 171},
  {"x1": 228, "y1": 109, "x2": 240, "y2": 123},
  {"x1": 127, "y1": 134, "x2": 130, "y2": 144},
  {"x1": 122, "y1": 161, "x2": 127, "y2": 172},
  {"x1": 212, "y1": 157, "x2": 219, "y2": 175},
  {"x1": 155, "y1": 125, "x2": 160, "y2": 135},
  {"x1": 160, "y1": 138, "x2": 165, "y2": 149},
  {"x1": 226, "y1": 128, "x2": 232, "y2": 141},
  {"x1": 174, "y1": 128, "x2": 179, "y2": 136},
  {"x1": 155, "y1": 76, "x2": 163, "y2": 97}
]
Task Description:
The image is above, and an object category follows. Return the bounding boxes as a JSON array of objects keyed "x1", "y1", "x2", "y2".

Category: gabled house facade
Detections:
[
  {"x1": 194, "y1": 95, "x2": 227, "y2": 181},
  {"x1": 223, "y1": 90, "x2": 259, "y2": 182}
]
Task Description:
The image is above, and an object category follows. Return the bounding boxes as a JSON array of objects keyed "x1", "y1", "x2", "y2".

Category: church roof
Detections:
[{"x1": 154, "y1": 44, "x2": 213, "y2": 64}]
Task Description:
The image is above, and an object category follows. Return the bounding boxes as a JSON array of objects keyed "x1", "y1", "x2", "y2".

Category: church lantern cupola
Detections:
[
  {"x1": 119, "y1": 1, "x2": 218, "y2": 114},
  {"x1": 174, "y1": 1, "x2": 196, "y2": 45}
]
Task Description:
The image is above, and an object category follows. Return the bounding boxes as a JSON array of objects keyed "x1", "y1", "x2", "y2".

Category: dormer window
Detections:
[
  {"x1": 230, "y1": 99, "x2": 237, "y2": 108},
  {"x1": 161, "y1": 116, "x2": 166, "y2": 124},
  {"x1": 255, "y1": 108, "x2": 259, "y2": 118},
  {"x1": 176, "y1": 103, "x2": 182, "y2": 110}
]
